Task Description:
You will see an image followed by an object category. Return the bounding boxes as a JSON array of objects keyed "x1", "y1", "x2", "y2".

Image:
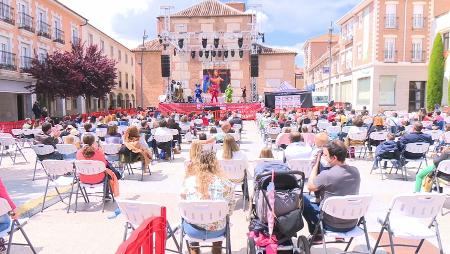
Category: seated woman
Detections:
[
  {"x1": 185, "y1": 141, "x2": 203, "y2": 175},
  {"x1": 122, "y1": 126, "x2": 152, "y2": 173},
  {"x1": 180, "y1": 152, "x2": 235, "y2": 254},
  {"x1": 415, "y1": 146, "x2": 450, "y2": 192},
  {"x1": 217, "y1": 134, "x2": 248, "y2": 165},
  {"x1": 259, "y1": 147, "x2": 274, "y2": 158},
  {"x1": 0, "y1": 177, "x2": 18, "y2": 252},
  {"x1": 105, "y1": 125, "x2": 123, "y2": 144},
  {"x1": 275, "y1": 127, "x2": 291, "y2": 149},
  {"x1": 76, "y1": 133, "x2": 122, "y2": 185},
  {"x1": 301, "y1": 125, "x2": 316, "y2": 146},
  {"x1": 63, "y1": 134, "x2": 80, "y2": 160}
]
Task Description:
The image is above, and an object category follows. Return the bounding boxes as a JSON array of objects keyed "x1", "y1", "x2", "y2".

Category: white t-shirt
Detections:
[
  {"x1": 216, "y1": 150, "x2": 248, "y2": 162},
  {"x1": 284, "y1": 142, "x2": 313, "y2": 162}
]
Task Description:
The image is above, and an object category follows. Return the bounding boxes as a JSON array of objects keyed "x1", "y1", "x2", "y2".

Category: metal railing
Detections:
[
  {"x1": 53, "y1": 28, "x2": 64, "y2": 44},
  {"x1": 384, "y1": 15, "x2": 398, "y2": 29},
  {"x1": 0, "y1": 51, "x2": 17, "y2": 71},
  {"x1": 37, "y1": 21, "x2": 51, "y2": 39},
  {"x1": 20, "y1": 56, "x2": 33, "y2": 72},
  {"x1": 412, "y1": 14, "x2": 425, "y2": 29},
  {"x1": 0, "y1": 3, "x2": 14, "y2": 25},
  {"x1": 18, "y1": 12, "x2": 34, "y2": 32},
  {"x1": 384, "y1": 50, "x2": 397, "y2": 63},
  {"x1": 411, "y1": 50, "x2": 425, "y2": 63}
]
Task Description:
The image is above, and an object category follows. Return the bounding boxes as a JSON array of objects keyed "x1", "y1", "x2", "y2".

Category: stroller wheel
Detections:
[
  {"x1": 247, "y1": 237, "x2": 256, "y2": 254},
  {"x1": 297, "y1": 236, "x2": 310, "y2": 254}
]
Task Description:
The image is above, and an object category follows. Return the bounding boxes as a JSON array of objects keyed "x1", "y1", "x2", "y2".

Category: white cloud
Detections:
[{"x1": 268, "y1": 42, "x2": 305, "y2": 56}]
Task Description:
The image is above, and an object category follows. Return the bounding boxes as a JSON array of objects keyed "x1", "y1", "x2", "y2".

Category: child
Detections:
[{"x1": 373, "y1": 133, "x2": 399, "y2": 169}]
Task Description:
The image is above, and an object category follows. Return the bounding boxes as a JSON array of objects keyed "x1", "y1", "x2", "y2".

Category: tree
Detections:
[
  {"x1": 426, "y1": 33, "x2": 446, "y2": 111},
  {"x1": 28, "y1": 43, "x2": 117, "y2": 111}
]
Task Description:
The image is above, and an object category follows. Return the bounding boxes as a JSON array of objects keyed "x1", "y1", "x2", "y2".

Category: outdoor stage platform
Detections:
[{"x1": 158, "y1": 102, "x2": 263, "y2": 120}]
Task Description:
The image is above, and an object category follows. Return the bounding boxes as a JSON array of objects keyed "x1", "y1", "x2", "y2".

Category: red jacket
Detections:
[{"x1": 0, "y1": 178, "x2": 16, "y2": 210}]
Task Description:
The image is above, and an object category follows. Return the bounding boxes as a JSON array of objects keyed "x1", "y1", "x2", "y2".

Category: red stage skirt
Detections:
[{"x1": 158, "y1": 103, "x2": 263, "y2": 120}]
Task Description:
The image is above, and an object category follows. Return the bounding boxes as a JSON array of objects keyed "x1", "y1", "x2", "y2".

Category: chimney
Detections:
[{"x1": 226, "y1": 2, "x2": 246, "y2": 12}]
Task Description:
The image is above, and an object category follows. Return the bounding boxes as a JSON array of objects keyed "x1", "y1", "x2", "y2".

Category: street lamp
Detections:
[{"x1": 140, "y1": 30, "x2": 148, "y2": 108}]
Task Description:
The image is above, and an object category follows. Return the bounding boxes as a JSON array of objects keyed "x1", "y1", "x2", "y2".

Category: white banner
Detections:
[{"x1": 275, "y1": 95, "x2": 301, "y2": 109}]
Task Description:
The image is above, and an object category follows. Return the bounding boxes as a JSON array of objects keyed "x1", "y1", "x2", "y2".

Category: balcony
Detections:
[
  {"x1": 53, "y1": 28, "x2": 65, "y2": 44},
  {"x1": 412, "y1": 15, "x2": 425, "y2": 29},
  {"x1": 384, "y1": 15, "x2": 398, "y2": 29},
  {"x1": 19, "y1": 56, "x2": 33, "y2": 73},
  {"x1": 384, "y1": 50, "x2": 397, "y2": 63},
  {"x1": 0, "y1": 3, "x2": 14, "y2": 25},
  {"x1": 37, "y1": 21, "x2": 51, "y2": 39},
  {"x1": 18, "y1": 12, "x2": 34, "y2": 33},
  {"x1": 0, "y1": 51, "x2": 17, "y2": 71},
  {"x1": 411, "y1": 50, "x2": 425, "y2": 63}
]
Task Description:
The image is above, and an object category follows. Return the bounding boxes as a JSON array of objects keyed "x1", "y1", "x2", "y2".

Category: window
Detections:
[
  {"x1": 412, "y1": 5, "x2": 424, "y2": 29},
  {"x1": 131, "y1": 75, "x2": 134, "y2": 90},
  {"x1": 379, "y1": 75, "x2": 396, "y2": 105},
  {"x1": 38, "y1": 48, "x2": 47, "y2": 63},
  {"x1": 118, "y1": 50, "x2": 121, "y2": 61},
  {"x1": 72, "y1": 27, "x2": 79, "y2": 43},
  {"x1": 384, "y1": 38, "x2": 396, "y2": 62},
  {"x1": 110, "y1": 46, "x2": 114, "y2": 57},
  {"x1": 443, "y1": 32, "x2": 449, "y2": 51},
  {"x1": 118, "y1": 71, "x2": 122, "y2": 87},
  {"x1": 100, "y1": 40, "x2": 104, "y2": 52},
  {"x1": 357, "y1": 45, "x2": 363, "y2": 60},
  {"x1": 356, "y1": 77, "x2": 370, "y2": 105},
  {"x1": 37, "y1": 8, "x2": 47, "y2": 32},
  {"x1": 20, "y1": 43, "x2": 31, "y2": 69},
  {"x1": 125, "y1": 54, "x2": 128, "y2": 64},
  {"x1": 125, "y1": 73, "x2": 128, "y2": 89},
  {"x1": 412, "y1": 39, "x2": 423, "y2": 62},
  {"x1": 88, "y1": 33, "x2": 93, "y2": 46},
  {"x1": 385, "y1": 4, "x2": 397, "y2": 28},
  {"x1": 54, "y1": 17, "x2": 62, "y2": 39},
  {"x1": 345, "y1": 49, "x2": 352, "y2": 69}
]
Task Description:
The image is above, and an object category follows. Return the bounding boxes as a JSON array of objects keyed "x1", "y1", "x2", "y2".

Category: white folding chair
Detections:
[
  {"x1": 118, "y1": 125, "x2": 128, "y2": 135},
  {"x1": 56, "y1": 144, "x2": 78, "y2": 161},
  {"x1": 434, "y1": 160, "x2": 450, "y2": 215},
  {"x1": 0, "y1": 198, "x2": 36, "y2": 254},
  {"x1": 117, "y1": 200, "x2": 179, "y2": 252},
  {"x1": 326, "y1": 126, "x2": 341, "y2": 138},
  {"x1": 402, "y1": 142, "x2": 430, "y2": 178},
  {"x1": 102, "y1": 143, "x2": 121, "y2": 165},
  {"x1": 73, "y1": 160, "x2": 112, "y2": 213},
  {"x1": 0, "y1": 137, "x2": 27, "y2": 166},
  {"x1": 41, "y1": 160, "x2": 75, "y2": 213},
  {"x1": 341, "y1": 126, "x2": 351, "y2": 134},
  {"x1": 287, "y1": 158, "x2": 313, "y2": 179},
  {"x1": 10, "y1": 129, "x2": 24, "y2": 146},
  {"x1": 202, "y1": 143, "x2": 220, "y2": 153},
  {"x1": 154, "y1": 134, "x2": 174, "y2": 160},
  {"x1": 372, "y1": 193, "x2": 446, "y2": 254},
  {"x1": 317, "y1": 121, "x2": 330, "y2": 132},
  {"x1": 347, "y1": 131, "x2": 367, "y2": 158},
  {"x1": 232, "y1": 123, "x2": 242, "y2": 133},
  {"x1": 31, "y1": 144, "x2": 55, "y2": 181},
  {"x1": 311, "y1": 195, "x2": 373, "y2": 254},
  {"x1": 178, "y1": 200, "x2": 231, "y2": 254},
  {"x1": 218, "y1": 159, "x2": 249, "y2": 209},
  {"x1": 95, "y1": 128, "x2": 108, "y2": 139},
  {"x1": 265, "y1": 127, "x2": 281, "y2": 141}
]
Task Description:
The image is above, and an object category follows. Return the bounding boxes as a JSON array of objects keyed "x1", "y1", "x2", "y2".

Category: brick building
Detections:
[
  {"x1": 133, "y1": 0, "x2": 297, "y2": 107},
  {"x1": 304, "y1": 0, "x2": 450, "y2": 113}
]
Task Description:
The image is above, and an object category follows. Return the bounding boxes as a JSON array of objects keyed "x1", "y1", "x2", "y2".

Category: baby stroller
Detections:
[{"x1": 247, "y1": 162, "x2": 310, "y2": 254}]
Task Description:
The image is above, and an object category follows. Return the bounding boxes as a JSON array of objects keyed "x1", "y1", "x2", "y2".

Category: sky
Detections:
[{"x1": 59, "y1": 0, "x2": 361, "y2": 67}]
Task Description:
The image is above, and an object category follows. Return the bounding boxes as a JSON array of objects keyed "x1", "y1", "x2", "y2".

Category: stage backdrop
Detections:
[
  {"x1": 203, "y1": 69, "x2": 230, "y2": 93},
  {"x1": 264, "y1": 91, "x2": 313, "y2": 109}
]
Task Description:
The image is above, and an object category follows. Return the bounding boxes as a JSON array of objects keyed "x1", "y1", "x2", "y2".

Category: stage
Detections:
[{"x1": 158, "y1": 102, "x2": 263, "y2": 120}]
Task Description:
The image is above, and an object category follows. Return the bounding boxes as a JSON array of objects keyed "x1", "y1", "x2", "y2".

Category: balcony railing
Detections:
[
  {"x1": 384, "y1": 15, "x2": 398, "y2": 29},
  {"x1": 53, "y1": 28, "x2": 64, "y2": 44},
  {"x1": 384, "y1": 50, "x2": 397, "y2": 63},
  {"x1": 411, "y1": 50, "x2": 425, "y2": 63},
  {"x1": 0, "y1": 3, "x2": 14, "y2": 25},
  {"x1": 37, "y1": 21, "x2": 51, "y2": 39},
  {"x1": 20, "y1": 56, "x2": 33, "y2": 73},
  {"x1": 0, "y1": 51, "x2": 17, "y2": 71},
  {"x1": 18, "y1": 12, "x2": 34, "y2": 33},
  {"x1": 412, "y1": 15, "x2": 425, "y2": 29}
]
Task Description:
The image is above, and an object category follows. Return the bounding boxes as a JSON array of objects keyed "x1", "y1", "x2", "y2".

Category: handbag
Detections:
[{"x1": 422, "y1": 172, "x2": 434, "y2": 192}]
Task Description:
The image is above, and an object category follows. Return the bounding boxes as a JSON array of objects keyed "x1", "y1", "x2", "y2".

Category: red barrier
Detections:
[
  {"x1": 116, "y1": 207, "x2": 167, "y2": 254},
  {"x1": 0, "y1": 120, "x2": 28, "y2": 134},
  {"x1": 158, "y1": 103, "x2": 263, "y2": 120}
]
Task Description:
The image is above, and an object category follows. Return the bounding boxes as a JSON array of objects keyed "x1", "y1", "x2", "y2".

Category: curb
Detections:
[{"x1": 17, "y1": 186, "x2": 72, "y2": 218}]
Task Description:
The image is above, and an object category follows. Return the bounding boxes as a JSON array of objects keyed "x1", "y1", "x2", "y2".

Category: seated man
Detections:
[
  {"x1": 303, "y1": 140, "x2": 361, "y2": 238},
  {"x1": 154, "y1": 119, "x2": 173, "y2": 160},
  {"x1": 398, "y1": 122, "x2": 433, "y2": 160},
  {"x1": 205, "y1": 121, "x2": 232, "y2": 144},
  {"x1": 283, "y1": 131, "x2": 312, "y2": 162},
  {"x1": 33, "y1": 122, "x2": 63, "y2": 160},
  {"x1": 373, "y1": 133, "x2": 400, "y2": 169}
]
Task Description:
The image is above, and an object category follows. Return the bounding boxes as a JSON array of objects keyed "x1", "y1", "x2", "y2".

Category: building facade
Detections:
[
  {"x1": 0, "y1": 0, "x2": 86, "y2": 121},
  {"x1": 134, "y1": 0, "x2": 296, "y2": 107},
  {"x1": 304, "y1": 0, "x2": 449, "y2": 113}
]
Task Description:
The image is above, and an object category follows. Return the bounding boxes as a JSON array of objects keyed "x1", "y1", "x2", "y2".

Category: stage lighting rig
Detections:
[
  {"x1": 212, "y1": 51, "x2": 216, "y2": 57},
  {"x1": 199, "y1": 51, "x2": 203, "y2": 57},
  {"x1": 178, "y1": 39, "x2": 184, "y2": 49},
  {"x1": 191, "y1": 51, "x2": 196, "y2": 59},
  {"x1": 202, "y1": 38, "x2": 207, "y2": 49},
  {"x1": 238, "y1": 37, "x2": 243, "y2": 48},
  {"x1": 205, "y1": 50, "x2": 210, "y2": 58},
  {"x1": 239, "y1": 50, "x2": 244, "y2": 58},
  {"x1": 214, "y1": 37, "x2": 219, "y2": 48},
  {"x1": 217, "y1": 51, "x2": 222, "y2": 57},
  {"x1": 224, "y1": 50, "x2": 228, "y2": 58},
  {"x1": 231, "y1": 50, "x2": 235, "y2": 57}
]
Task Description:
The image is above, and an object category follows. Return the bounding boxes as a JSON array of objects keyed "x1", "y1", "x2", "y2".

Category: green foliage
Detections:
[{"x1": 426, "y1": 33, "x2": 446, "y2": 111}]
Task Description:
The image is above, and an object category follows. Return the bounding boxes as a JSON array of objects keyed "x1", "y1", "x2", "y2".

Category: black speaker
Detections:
[
  {"x1": 250, "y1": 54, "x2": 259, "y2": 77},
  {"x1": 161, "y1": 55, "x2": 170, "y2": 77}
]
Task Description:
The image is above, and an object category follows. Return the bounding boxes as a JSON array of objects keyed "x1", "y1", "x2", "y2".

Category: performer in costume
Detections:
[
  {"x1": 202, "y1": 74, "x2": 211, "y2": 92},
  {"x1": 225, "y1": 84, "x2": 233, "y2": 103},
  {"x1": 209, "y1": 69, "x2": 223, "y2": 103},
  {"x1": 194, "y1": 84, "x2": 203, "y2": 103}
]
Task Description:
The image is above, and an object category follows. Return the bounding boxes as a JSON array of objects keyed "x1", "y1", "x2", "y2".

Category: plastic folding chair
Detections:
[
  {"x1": 372, "y1": 193, "x2": 446, "y2": 254},
  {"x1": 288, "y1": 158, "x2": 313, "y2": 179},
  {"x1": 341, "y1": 126, "x2": 351, "y2": 134},
  {"x1": 0, "y1": 198, "x2": 36, "y2": 254},
  {"x1": 95, "y1": 128, "x2": 108, "y2": 140},
  {"x1": 401, "y1": 142, "x2": 430, "y2": 178},
  {"x1": 326, "y1": 126, "x2": 341, "y2": 139},
  {"x1": 265, "y1": 127, "x2": 281, "y2": 142},
  {"x1": 218, "y1": 159, "x2": 249, "y2": 209},
  {"x1": 56, "y1": 144, "x2": 78, "y2": 161},
  {"x1": 434, "y1": 160, "x2": 450, "y2": 215},
  {"x1": 310, "y1": 195, "x2": 373, "y2": 254},
  {"x1": 154, "y1": 134, "x2": 174, "y2": 160},
  {"x1": 73, "y1": 160, "x2": 114, "y2": 213},
  {"x1": 41, "y1": 160, "x2": 75, "y2": 212},
  {"x1": 31, "y1": 144, "x2": 55, "y2": 181},
  {"x1": 347, "y1": 131, "x2": 367, "y2": 158},
  {"x1": 10, "y1": 129, "x2": 24, "y2": 147},
  {"x1": 317, "y1": 121, "x2": 330, "y2": 132},
  {"x1": 178, "y1": 200, "x2": 231, "y2": 254},
  {"x1": 0, "y1": 137, "x2": 28, "y2": 166},
  {"x1": 117, "y1": 200, "x2": 179, "y2": 252},
  {"x1": 102, "y1": 143, "x2": 122, "y2": 166}
]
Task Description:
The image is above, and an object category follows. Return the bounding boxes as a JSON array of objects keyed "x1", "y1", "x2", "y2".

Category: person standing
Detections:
[
  {"x1": 32, "y1": 101, "x2": 41, "y2": 120},
  {"x1": 241, "y1": 87, "x2": 247, "y2": 103}
]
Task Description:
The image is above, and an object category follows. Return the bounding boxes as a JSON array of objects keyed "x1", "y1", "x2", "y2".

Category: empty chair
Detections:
[
  {"x1": 56, "y1": 144, "x2": 78, "y2": 161},
  {"x1": 31, "y1": 144, "x2": 56, "y2": 181},
  {"x1": 41, "y1": 160, "x2": 75, "y2": 213},
  {"x1": 372, "y1": 193, "x2": 447, "y2": 254},
  {"x1": 0, "y1": 137, "x2": 27, "y2": 166},
  {"x1": 0, "y1": 198, "x2": 37, "y2": 254},
  {"x1": 95, "y1": 128, "x2": 108, "y2": 140},
  {"x1": 317, "y1": 121, "x2": 330, "y2": 132},
  {"x1": 347, "y1": 131, "x2": 367, "y2": 158},
  {"x1": 288, "y1": 158, "x2": 313, "y2": 179},
  {"x1": 102, "y1": 143, "x2": 121, "y2": 165},
  {"x1": 178, "y1": 200, "x2": 231, "y2": 254}
]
